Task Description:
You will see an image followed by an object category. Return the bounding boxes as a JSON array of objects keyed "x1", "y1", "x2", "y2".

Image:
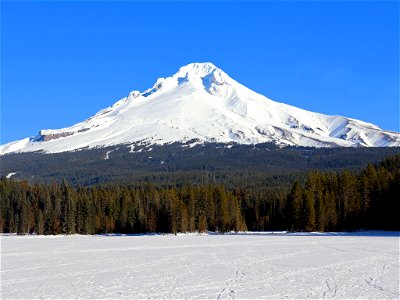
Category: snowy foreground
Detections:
[{"x1": 1, "y1": 233, "x2": 399, "y2": 299}]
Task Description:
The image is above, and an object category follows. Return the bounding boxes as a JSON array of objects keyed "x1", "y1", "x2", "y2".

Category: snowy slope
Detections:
[
  {"x1": 2, "y1": 233, "x2": 399, "y2": 299},
  {"x1": 1, "y1": 62, "x2": 399, "y2": 154}
]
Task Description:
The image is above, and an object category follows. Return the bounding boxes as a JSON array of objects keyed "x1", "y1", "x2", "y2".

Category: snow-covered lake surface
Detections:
[{"x1": 1, "y1": 232, "x2": 399, "y2": 299}]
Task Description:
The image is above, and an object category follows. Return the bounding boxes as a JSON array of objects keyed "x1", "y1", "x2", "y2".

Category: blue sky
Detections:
[{"x1": 1, "y1": 1, "x2": 399, "y2": 144}]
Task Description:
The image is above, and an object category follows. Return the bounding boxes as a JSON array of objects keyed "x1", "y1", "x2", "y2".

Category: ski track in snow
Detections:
[{"x1": 1, "y1": 234, "x2": 399, "y2": 299}]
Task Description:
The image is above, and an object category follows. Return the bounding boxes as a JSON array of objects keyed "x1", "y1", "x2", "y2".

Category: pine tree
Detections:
[
  {"x1": 215, "y1": 187, "x2": 229, "y2": 232},
  {"x1": 60, "y1": 181, "x2": 75, "y2": 234},
  {"x1": 286, "y1": 181, "x2": 303, "y2": 231},
  {"x1": 303, "y1": 190, "x2": 316, "y2": 232},
  {"x1": 35, "y1": 210, "x2": 44, "y2": 235}
]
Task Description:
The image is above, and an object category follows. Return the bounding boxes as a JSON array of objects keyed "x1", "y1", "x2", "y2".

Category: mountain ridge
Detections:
[{"x1": 1, "y1": 62, "x2": 399, "y2": 154}]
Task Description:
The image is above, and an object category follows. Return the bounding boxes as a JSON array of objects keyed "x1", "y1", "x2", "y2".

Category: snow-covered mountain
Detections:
[{"x1": 1, "y1": 62, "x2": 399, "y2": 154}]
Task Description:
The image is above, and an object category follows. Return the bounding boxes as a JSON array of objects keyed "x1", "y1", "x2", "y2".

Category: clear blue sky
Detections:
[{"x1": 1, "y1": 1, "x2": 399, "y2": 144}]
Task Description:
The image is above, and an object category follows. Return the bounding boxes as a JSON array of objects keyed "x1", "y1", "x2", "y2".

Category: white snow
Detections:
[
  {"x1": 1, "y1": 62, "x2": 399, "y2": 155},
  {"x1": 5, "y1": 172, "x2": 17, "y2": 179},
  {"x1": 1, "y1": 233, "x2": 399, "y2": 299},
  {"x1": 104, "y1": 151, "x2": 111, "y2": 160}
]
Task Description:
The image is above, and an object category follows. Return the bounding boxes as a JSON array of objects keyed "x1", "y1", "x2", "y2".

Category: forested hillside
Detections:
[
  {"x1": 1, "y1": 155, "x2": 398, "y2": 234},
  {"x1": 1, "y1": 143, "x2": 399, "y2": 188}
]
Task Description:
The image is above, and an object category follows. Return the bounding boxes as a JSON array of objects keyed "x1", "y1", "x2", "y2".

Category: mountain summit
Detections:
[{"x1": 2, "y1": 62, "x2": 399, "y2": 154}]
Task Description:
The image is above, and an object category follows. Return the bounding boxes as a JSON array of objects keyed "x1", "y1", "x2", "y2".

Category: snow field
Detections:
[{"x1": 1, "y1": 233, "x2": 399, "y2": 299}]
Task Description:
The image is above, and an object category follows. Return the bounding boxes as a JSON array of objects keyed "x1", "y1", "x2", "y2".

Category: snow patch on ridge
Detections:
[{"x1": 6, "y1": 172, "x2": 18, "y2": 179}]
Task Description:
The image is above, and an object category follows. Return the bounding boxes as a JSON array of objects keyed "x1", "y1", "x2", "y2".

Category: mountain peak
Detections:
[
  {"x1": 142, "y1": 62, "x2": 232, "y2": 98},
  {"x1": 1, "y1": 62, "x2": 400, "y2": 155},
  {"x1": 176, "y1": 62, "x2": 219, "y2": 77}
]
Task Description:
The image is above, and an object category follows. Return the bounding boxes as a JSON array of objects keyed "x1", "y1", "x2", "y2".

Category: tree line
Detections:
[{"x1": 0, "y1": 155, "x2": 398, "y2": 234}]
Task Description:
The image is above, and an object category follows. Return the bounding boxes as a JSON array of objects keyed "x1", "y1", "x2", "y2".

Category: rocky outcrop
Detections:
[{"x1": 38, "y1": 131, "x2": 74, "y2": 142}]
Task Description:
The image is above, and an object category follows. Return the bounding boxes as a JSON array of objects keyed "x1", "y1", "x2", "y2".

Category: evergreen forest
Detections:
[
  {"x1": 1, "y1": 154, "x2": 398, "y2": 234},
  {"x1": 2, "y1": 143, "x2": 399, "y2": 187}
]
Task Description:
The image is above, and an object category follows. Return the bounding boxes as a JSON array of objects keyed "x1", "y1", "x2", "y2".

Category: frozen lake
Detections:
[{"x1": 1, "y1": 233, "x2": 399, "y2": 299}]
